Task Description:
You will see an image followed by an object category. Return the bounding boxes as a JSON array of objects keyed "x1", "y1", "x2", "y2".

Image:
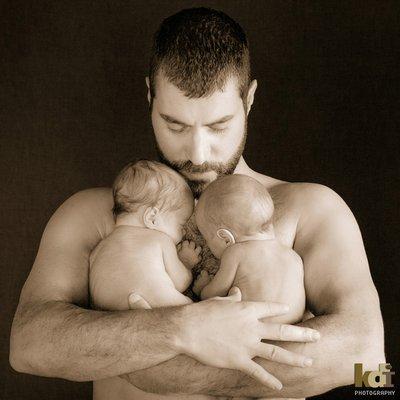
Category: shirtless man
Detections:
[{"x1": 10, "y1": 7, "x2": 384, "y2": 400}]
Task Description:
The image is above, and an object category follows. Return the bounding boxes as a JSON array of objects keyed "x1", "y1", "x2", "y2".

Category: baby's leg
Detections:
[
  {"x1": 146, "y1": 289, "x2": 192, "y2": 308},
  {"x1": 238, "y1": 260, "x2": 306, "y2": 325},
  {"x1": 262, "y1": 277, "x2": 305, "y2": 325}
]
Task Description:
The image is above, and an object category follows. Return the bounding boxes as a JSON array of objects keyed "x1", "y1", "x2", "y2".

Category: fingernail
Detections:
[
  {"x1": 304, "y1": 358, "x2": 313, "y2": 366},
  {"x1": 129, "y1": 294, "x2": 140, "y2": 303},
  {"x1": 282, "y1": 305, "x2": 290, "y2": 312},
  {"x1": 274, "y1": 382, "x2": 283, "y2": 390},
  {"x1": 311, "y1": 331, "x2": 320, "y2": 341}
]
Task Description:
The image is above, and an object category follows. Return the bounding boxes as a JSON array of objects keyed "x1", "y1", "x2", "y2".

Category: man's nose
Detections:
[{"x1": 187, "y1": 129, "x2": 210, "y2": 165}]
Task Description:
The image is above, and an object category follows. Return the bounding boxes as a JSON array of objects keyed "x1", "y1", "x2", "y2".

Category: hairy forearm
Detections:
[
  {"x1": 10, "y1": 300, "x2": 181, "y2": 381},
  {"x1": 126, "y1": 312, "x2": 385, "y2": 398}
]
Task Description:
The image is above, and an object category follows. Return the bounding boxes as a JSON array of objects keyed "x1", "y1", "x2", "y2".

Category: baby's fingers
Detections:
[{"x1": 194, "y1": 245, "x2": 202, "y2": 255}]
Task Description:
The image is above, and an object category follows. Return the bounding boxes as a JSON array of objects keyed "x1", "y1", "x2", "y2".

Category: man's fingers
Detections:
[
  {"x1": 256, "y1": 343, "x2": 313, "y2": 367},
  {"x1": 248, "y1": 301, "x2": 289, "y2": 319},
  {"x1": 259, "y1": 323, "x2": 320, "y2": 342},
  {"x1": 128, "y1": 292, "x2": 151, "y2": 309},
  {"x1": 239, "y1": 360, "x2": 282, "y2": 390}
]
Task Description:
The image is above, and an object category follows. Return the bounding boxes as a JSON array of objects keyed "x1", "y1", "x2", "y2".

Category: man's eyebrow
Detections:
[
  {"x1": 160, "y1": 114, "x2": 189, "y2": 125},
  {"x1": 206, "y1": 115, "x2": 234, "y2": 126},
  {"x1": 159, "y1": 113, "x2": 234, "y2": 126}
]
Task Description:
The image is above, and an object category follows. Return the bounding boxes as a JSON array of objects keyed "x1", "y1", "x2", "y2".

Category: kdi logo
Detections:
[{"x1": 354, "y1": 363, "x2": 395, "y2": 388}]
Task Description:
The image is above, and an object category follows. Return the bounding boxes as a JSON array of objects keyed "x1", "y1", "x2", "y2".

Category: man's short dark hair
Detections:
[{"x1": 149, "y1": 7, "x2": 251, "y2": 100}]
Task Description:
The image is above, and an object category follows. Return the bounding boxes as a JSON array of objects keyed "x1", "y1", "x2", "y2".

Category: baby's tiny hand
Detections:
[
  {"x1": 193, "y1": 270, "x2": 211, "y2": 296},
  {"x1": 178, "y1": 240, "x2": 202, "y2": 268}
]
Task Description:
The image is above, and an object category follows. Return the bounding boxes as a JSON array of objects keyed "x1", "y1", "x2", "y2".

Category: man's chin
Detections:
[{"x1": 186, "y1": 179, "x2": 211, "y2": 199}]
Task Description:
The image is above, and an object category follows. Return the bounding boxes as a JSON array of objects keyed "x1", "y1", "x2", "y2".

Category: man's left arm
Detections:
[
  {"x1": 125, "y1": 184, "x2": 385, "y2": 398},
  {"x1": 256, "y1": 183, "x2": 386, "y2": 397}
]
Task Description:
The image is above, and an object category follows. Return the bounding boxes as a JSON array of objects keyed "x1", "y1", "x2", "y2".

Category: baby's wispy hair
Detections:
[
  {"x1": 113, "y1": 160, "x2": 193, "y2": 216},
  {"x1": 196, "y1": 174, "x2": 274, "y2": 237}
]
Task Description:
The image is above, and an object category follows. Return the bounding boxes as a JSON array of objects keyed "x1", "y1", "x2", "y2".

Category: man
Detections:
[{"x1": 10, "y1": 7, "x2": 384, "y2": 400}]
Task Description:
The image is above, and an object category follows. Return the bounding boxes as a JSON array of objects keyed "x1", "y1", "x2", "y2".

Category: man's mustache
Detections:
[{"x1": 172, "y1": 161, "x2": 222, "y2": 174}]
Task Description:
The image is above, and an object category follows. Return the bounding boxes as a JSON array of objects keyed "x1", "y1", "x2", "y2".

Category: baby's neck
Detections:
[
  {"x1": 235, "y1": 228, "x2": 276, "y2": 243},
  {"x1": 115, "y1": 213, "x2": 145, "y2": 229}
]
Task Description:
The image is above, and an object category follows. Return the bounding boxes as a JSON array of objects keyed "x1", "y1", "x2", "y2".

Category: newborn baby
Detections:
[
  {"x1": 194, "y1": 174, "x2": 305, "y2": 324},
  {"x1": 89, "y1": 160, "x2": 201, "y2": 310}
]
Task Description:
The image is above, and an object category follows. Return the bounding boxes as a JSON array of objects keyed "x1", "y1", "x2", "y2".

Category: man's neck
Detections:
[
  {"x1": 234, "y1": 157, "x2": 285, "y2": 190},
  {"x1": 233, "y1": 157, "x2": 253, "y2": 175}
]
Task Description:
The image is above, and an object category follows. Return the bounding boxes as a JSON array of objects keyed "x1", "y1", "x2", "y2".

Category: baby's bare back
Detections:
[
  {"x1": 89, "y1": 226, "x2": 186, "y2": 310},
  {"x1": 233, "y1": 240, "x2": 305, "y2": 324}
]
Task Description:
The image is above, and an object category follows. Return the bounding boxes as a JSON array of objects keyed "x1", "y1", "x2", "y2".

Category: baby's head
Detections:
[
  {"x1": 113, "y1": 160, "x2": 194, "y2": 244},
  {"x1": 195, "y1": 174, "x2": 274, "y2": 258}
]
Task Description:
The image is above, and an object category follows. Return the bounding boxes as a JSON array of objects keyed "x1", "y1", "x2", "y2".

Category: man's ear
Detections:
[
  {"x1": 246, "y1": 79, "x2": 258, "y2": 115},
  {"x1": 145, "y1": 76, "x2": 151, "y2": 104},
  {"x1": 216, "y1": 228, "x2": 236, "y2": 247},
  {"x1": 143, "y1": 206, "x2": 159, "y2": 229}
]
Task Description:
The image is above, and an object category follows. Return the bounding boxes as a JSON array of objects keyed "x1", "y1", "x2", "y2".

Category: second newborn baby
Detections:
[{"x1": 194, "y1": 174, "x2": 306, "y2": 324}]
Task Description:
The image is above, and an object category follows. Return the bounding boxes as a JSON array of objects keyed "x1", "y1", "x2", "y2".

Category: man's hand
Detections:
[
  {"x1": 177, "y1": 240, "x2": 202, "y2": 269},
  {"x1": 129, "y1": 287, "x2": 318, "y2": 391}
]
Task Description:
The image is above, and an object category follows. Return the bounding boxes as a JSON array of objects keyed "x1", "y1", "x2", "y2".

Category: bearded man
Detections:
[{"x1": 10, "y1": 7, "x2": 384, "y2": 400}]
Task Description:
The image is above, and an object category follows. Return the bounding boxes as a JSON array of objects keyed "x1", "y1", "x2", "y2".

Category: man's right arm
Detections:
[{"x1": 9, "y1": 188, "x2": 184, "y2": 381}]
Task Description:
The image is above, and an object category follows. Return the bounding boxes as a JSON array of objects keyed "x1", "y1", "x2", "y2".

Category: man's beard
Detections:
[{"x1": 155, "y1": 121, "x2": 247, "y2": 199}]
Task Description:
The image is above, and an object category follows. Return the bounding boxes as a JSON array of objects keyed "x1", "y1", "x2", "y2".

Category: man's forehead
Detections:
[{"x1": 153, "y1": 73, "x2": 243, "y2": 121}]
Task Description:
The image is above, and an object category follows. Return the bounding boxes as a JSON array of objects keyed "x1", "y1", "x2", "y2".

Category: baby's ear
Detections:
[
  {"x1": 216, "y1": 228, "x2": 235, "y2": 247},
  {"x1": 143, "y1": 207, "x2": 159, "y2": 229}
]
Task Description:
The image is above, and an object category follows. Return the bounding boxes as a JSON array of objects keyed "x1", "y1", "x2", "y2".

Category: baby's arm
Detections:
[
  {"x1": 200, "y1": 249, "x2": 239, "y2": 300},
  {"x1": 162, "y1": 237, "x2": 196, "y2": 292}
]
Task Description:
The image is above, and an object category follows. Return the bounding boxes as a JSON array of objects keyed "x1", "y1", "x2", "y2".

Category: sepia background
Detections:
[{"x1": 1, "y1": 1, "x2": 398, "y2": 399}]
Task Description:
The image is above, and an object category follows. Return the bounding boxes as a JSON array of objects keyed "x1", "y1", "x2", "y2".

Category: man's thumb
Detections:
[{"x1": 128, "y1": 292, "x2": 152, "y2": 309}]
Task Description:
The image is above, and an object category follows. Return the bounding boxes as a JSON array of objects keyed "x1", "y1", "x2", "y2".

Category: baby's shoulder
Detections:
[
  {"x1": 273, "y1": 242, "x2": 304, "y2": 271},
  {"x1": 139, "y1": 229, "x2": 175, "y2": 251},
  {"x1": 276, "y1": 241, "x2": 302, "y2": 261},
  {"x1": 106, "y1": 226, "x2": 165, "y2": 248},
  {"x1": 223, "y1": 242, "x2": 247, "y2": 260}
]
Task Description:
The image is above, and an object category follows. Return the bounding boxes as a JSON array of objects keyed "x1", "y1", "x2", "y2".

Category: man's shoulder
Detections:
[
  {"x1": 255, "y1": 173, "x2": 348, "y2": 219},
  {"x1": 271, "y1": 181, "x2": 342, "y2": 207},
  {"x1": 64, "y1": 187, "x2": 113, "y2": 208},
  {"x1": 250, "y1": 170, "x2": 338, "y2": 201},
  {"x1": 270, "y1": 181, "x2": 352, "y2": 232},
  {"x1": 57, "y1": 187, "x2": 114, "y2": 222},
  {"x1": 47, "y1": 187, "x2": 115, "y2": 246}
]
